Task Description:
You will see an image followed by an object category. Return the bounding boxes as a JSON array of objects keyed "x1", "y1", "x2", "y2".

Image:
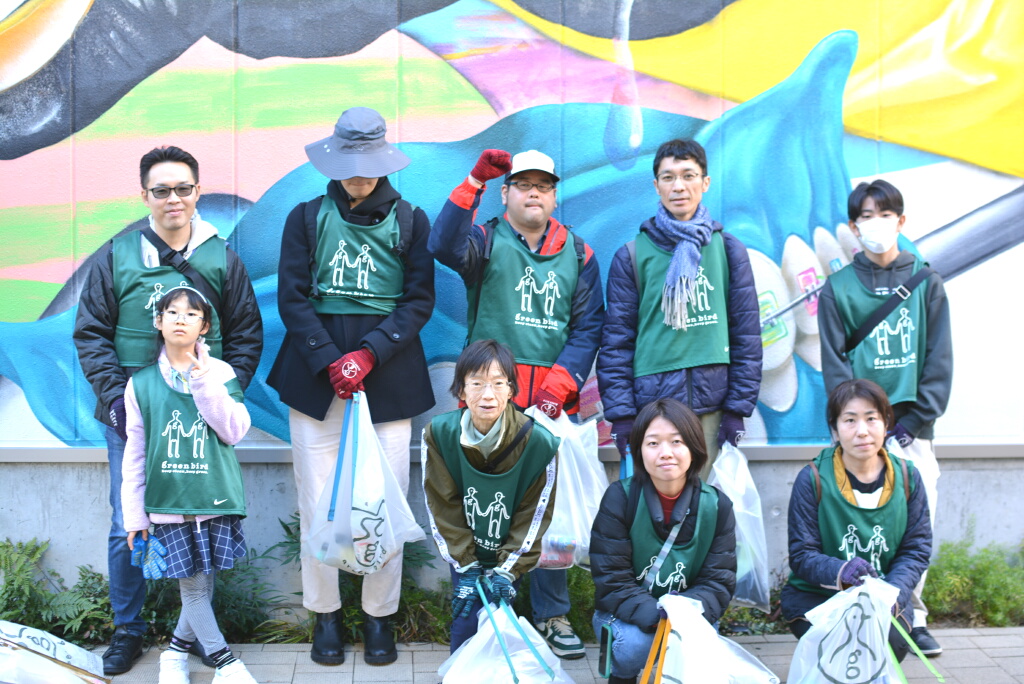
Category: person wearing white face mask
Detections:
[{"x1": 817, "y1": 179, "x2": 952, "y2": 658}]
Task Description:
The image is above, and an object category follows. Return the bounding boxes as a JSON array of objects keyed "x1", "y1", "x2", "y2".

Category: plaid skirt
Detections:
[{"x1": 152, "y1": 516, "x2": 247, "y2": 579}]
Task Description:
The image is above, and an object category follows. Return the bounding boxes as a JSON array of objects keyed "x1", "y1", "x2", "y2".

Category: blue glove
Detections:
[
  {"x1": 717, "y1": 411, "x2": 746, "y2": 447},
  {"x1": 891, "y1": 423, "x2": 914, "y2": 447},
  {"x1": 612, "y1": 418, "x2": 635, "y2": 460},
  {"x1": 486, "y1": 573, "x2": 517, "y2": 604},
  {"x1": 139, "y1": 536, "x2": 168, "y2": 580},
  {"x1": 451, "y1": 566, "x2": 483, "y2": 619},
  {"x1": 840, "y1": 557, "x2": 878, "y2": 587},
  {"x1": 130, "y1": 537, "x2": 146, "y2": 569}
]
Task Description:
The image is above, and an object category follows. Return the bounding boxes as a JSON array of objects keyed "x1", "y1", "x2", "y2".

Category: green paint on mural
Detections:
[
  {"x1": 0, "y1": 280, "x2": 62, "y2": 322},
  {"x1": 0, "y1": 200, "x2": 145, "y2": 269},
  {"x1": 78, "y1": 58, "x2": 492, "y2": 139}
]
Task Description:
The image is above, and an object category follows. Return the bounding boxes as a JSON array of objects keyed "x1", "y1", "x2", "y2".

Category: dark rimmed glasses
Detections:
[{"x1": 147, "y1": 184, "x2": 197, "y2": 199}]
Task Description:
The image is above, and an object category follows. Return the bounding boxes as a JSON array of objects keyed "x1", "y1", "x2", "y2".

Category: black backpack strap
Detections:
[
  {"x1": 625, "y1": 240, "x2": 639, "y2": 290},
  {"x1": 847, "y1": 267, "x2": 934, "y2": 351},
  {"x1": 139, "y1": 227, "x2": 222, "y2": 313},
  {"x1": 391, "y1": 199, "x2": 415, "y2": 265},
  {"x1": 481, "y1": 418, "x2": 534, "y2": 474},
  {"x1": 900, "y1": 457, "x2": 910, "y2": 500},
  {"x1": 303, "y1": 196, "x2": 325, "y2": 300},
  {"x1": 808, "y1": 462, "x2": 822, "y2": 504}
]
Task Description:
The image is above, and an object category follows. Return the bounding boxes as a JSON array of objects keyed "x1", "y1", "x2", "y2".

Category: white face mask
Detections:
[{"x1": 855, "y1": 216, "x2": 900, "y2": 254}]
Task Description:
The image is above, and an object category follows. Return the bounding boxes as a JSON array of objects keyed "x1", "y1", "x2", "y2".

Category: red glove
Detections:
[
  {"x1": 470, "y1": 149, "x2": 512, "y2": 183},
  {"x1": 533, "y1": 388, "x2": 564, "y2": 419},
  {"x1": 327, "y1": 348, "x2": 375, "y2": 399}
]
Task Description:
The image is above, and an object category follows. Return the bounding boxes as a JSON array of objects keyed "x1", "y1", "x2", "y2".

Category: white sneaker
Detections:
[
  {"x1": 158, "y1": 649, "x2": 191, "y2": 684},
  {"x1": 213, "y1": 659, "x2": 258, "y2": 683}
]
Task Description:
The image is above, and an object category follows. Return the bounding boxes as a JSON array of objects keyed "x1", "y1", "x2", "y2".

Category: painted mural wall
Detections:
[{"x1": 1, "y1": 0, "x2": 1022, "y2": 450}]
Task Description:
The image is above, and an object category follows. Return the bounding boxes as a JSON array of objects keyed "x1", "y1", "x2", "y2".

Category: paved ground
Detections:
[{"x1": 104, "y1": 627, "x2": 1024, "y2": 683}]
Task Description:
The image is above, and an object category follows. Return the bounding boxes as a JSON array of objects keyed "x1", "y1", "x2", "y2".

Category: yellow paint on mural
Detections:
[
  {"x1": 0, "y1": 0, "x2": 93, "y2": 92},
  {"x1": 489, "y1": 0, "x2": 1024, "y2": 178}
]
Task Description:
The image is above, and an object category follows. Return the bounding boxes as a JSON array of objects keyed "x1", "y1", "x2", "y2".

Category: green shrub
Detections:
[{"x1": 926, "y1": 539, "x2": 1024, "y2": 627}]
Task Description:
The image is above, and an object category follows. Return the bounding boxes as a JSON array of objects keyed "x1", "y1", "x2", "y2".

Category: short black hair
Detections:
[
  {"x1": 151, "y1": 286, "x2": 213, "y2": 362},
  {"x1": 450, "y1": 339, "x2": 518, "y2": 400},
  {"x1": 826, "y1": 378, "x2": 895, "y2": 433},
  {"x1": 653, "y1": 139, "x2": 708, "y2": 178},
  {"x1": 847, "y1": 179, "x2": 904, "y2": 222},
  {"x1": 630, "y1": 398, "x2": 708, "y2": 487},
  {"x1": 140, "y1": 146, "x2": 200, "y2": 188}
]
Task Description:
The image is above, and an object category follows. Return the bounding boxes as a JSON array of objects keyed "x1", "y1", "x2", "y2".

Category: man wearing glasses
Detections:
[
  {"x1": 74, "y1": 145, "x2": 262, "y2": 676},
  {"x1": 429, "y1": 149, "x2": 604, "y2": 660},
  {"x1": 598, "y1": 138, "x2": 762, "y2": 474}
]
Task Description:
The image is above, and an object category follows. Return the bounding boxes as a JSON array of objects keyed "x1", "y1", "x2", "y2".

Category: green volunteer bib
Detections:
[
  {"x1": 431, "y1": 409, "x2": 559, "y2": 566},
  {"x1": 133, "y1": 365, "x2": 246, "y2": 517},
  {"x1": 788, "y1": 448, "x2": 909, "y2": 597},
  {"x1": 310, "y1": 196, "x2": 405, "y2": 315},
  {"x1": 111, "y1": 233, "x2": 226, "y2": 367},
  {"x1": 829, "y1": 261, "x2": 927, "y2": 404},
  {"x1": 633, "y1": 231, "x2": 730, "y2": 378},
  {"x1": 466, "y1": 219, "x2": 578, "y2": 367},
  {"x1": 625, "y1": 478, "x2": 720, "y2": 599}
]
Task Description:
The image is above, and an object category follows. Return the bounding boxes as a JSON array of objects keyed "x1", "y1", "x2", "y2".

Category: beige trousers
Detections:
[
  {"x1": 699, "y1": 410, "x2": 724, "y2": 481},
  {"x1": 290, "y1": 397, "x2": 411, "y2": 617},
  {"x1": 902, "y1": 438, "x2": 938, "y2": 628}
]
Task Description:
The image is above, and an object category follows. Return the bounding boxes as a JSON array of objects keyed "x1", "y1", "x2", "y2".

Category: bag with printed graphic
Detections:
[
  {"x1": 527, "y1": 410, "x2": 608, "y2": 570},
  {"x1": 644, "y1": 594, "x2": 779, "y2": 684},
  {"x1": 305, "y1": 392, "x2": 424, "y2": 574},
  {"x1": 787, "y1": 577, "x2": 904, "y2": 684},
  {"x1": 708, "y1": 442, "x2": 771, "y2": 612}
]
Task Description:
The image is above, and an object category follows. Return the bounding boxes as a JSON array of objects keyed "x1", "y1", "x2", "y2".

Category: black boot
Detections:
[
  {"x1": 102, "y1": 627, "x2": 144, "y2": 675},
  {"x1": 608, "y1": 676, "x2": 637, "y2": 684},
  {"x1": 190, "y1": 639, "x2": 217, "y2": 668},
  {"x1": 363, "y1": 614, "x2": 398, "y2": 665},
  {"x1": 311, "y1": 610, "x2": 345, "y2": 665}
]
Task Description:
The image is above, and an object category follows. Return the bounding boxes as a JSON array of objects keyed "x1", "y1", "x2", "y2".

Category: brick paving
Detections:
[{"x1": 104, "y1": 627, "x2": 1024, "y2": 683}]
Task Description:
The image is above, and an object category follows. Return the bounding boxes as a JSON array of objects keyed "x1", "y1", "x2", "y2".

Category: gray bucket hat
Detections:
[{"x1": 304, "y1": 107, "x2": 410, "y2": 180}]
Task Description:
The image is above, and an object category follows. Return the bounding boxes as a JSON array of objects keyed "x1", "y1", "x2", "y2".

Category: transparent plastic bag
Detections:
[
  {"x1": 708, "y1": 442, "x2": 771, "y2": 612},
  {"x1": 787, "y1": 577, "x2": 902, "y2": 684},
  {"x1": 0, "y1": 621, "x2": 107, "y2": 683},
  {"x1": 304, "y1": 393, "x2": 423, "y2": 574},
  {"x1": 526, "y1": 410, "x2": 608, "y2": 570},
  {"x1": 440, "y1": 589, "x2": 575, "y2": 684},
  {"x1": 652, "y1": 594, "x2": 779, "y2": 684}
]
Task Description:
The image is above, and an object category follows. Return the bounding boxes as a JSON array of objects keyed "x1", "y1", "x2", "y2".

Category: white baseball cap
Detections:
[{"x1": 506, "y1": 150, "x2": 559, "y2": 182}]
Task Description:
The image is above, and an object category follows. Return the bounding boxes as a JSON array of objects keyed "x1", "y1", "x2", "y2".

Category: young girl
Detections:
[{"x1": 121, "y1": 286, "x2": 256, "y2": 684}]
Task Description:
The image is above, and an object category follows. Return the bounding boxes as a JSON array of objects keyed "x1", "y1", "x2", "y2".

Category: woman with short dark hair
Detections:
[
  {"x1": 781, "y1": 378, "x2": 931, "y2": 662},
  {"x1": 422, "y1": 339, "x2": 560, "y2": 653},
  {"x1": 590, "y1": 398, "x2": 736, "y2": 684}
]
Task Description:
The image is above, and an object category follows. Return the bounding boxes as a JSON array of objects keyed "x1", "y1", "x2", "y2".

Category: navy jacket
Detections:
[
  {"x1": 784, "y1": 458, "x2": 932, "y2": 619},
  {"x1": 590, "y1": 477, "x2": 736, "y2": 632},
  {"x1": 597, "y1": 217, "x2": 762, "y2": 421},
  {"x1": 268, "y1": 178, "x2": 435, "y2": 423}
]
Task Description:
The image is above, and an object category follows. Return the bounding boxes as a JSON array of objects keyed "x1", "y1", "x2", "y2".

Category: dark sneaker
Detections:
[
  {"x1": 534, "y1": 616, "x2": 585, "y2": 660},
  {"x1": 103, "y1": 628, "x2": 144, "y2": 675},
  {"x1": 191, "y1": 639, "x2": 218, "y2": 668},
  {"x1": 911, "y1": 626, "x2": 942, "y2": 657},
  {"x1": 363, "y1": 614, "x2": 398, "y2": 665}
]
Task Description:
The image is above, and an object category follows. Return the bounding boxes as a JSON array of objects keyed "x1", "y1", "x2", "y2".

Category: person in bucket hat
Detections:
[
  {"x1": 428, "y1": 148, "x2": 605, "y2": 659},
  {"x1": 268, "y1": 107, "x2": 435, "y2": 667}
]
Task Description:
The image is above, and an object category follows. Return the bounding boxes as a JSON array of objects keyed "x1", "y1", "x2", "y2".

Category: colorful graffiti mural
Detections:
[{"x1": 1, "y1": 0, "x2": 1021, "y2": 448}]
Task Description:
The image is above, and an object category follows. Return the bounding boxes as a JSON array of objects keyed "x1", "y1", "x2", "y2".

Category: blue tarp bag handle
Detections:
[
  {"x1": 327, "y1": 397, "x2": 356, "y2": 521},
  {"x1": 476, "y1": 576, "x2": 556, "y2": 682}
]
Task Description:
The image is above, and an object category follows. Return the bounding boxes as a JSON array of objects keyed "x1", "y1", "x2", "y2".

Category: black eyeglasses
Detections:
[
  {"x1": 147, "y1": 184, "x2": 196, "y2": 199},
  {"x1": 508, "y1": 180, "x2": 555, "y2": 193}
]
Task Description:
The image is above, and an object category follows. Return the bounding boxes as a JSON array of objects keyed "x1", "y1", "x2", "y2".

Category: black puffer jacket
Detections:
[{"x1": 590, "y1": 476, "x2": 737, "y2": 632}]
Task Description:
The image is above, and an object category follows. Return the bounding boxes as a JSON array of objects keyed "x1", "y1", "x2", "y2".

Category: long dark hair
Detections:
[{"x1": 629, "y1": 398, "x2": 708, "y2": 486}]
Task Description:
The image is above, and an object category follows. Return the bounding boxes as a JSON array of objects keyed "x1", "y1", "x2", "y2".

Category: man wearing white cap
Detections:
[
  {"x1": 429, "y1": 149, "x2": 605, "y2": 659},
  {"x1": 268, "y1": 107, "x2": 435, "y2": 666}
]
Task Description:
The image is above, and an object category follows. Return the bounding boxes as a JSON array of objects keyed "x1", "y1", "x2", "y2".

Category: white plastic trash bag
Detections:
[
  {"x1": 305, "y1": 392, "x2": 424, "y2": 574},
  {"x1": 708, "y1": 442, "x2": 771, "y2": 612},
  {"x1": 526, "y1": 410, "x2": 608, "y2": 570},
  {"x1": 0, "y1": 621, "x2": 109, "y2": 683},
  {"x1": 440, "y1": 598, "x2": 574, "y2": 683},
  {"x1": 652, "y1": 594, "x2": 779, "y2": 684},
  {"x1": 787, "y1": 577, "x2": 902, "y2": 684}
]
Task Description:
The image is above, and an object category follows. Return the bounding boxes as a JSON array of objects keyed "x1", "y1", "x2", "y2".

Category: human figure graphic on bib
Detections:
[
  {"x1": 267, "y1": 107, "x2": 435, "y2": 667},
  {"x1": 121, "y1": 286, "x2": 258, "y2": 684},
  {"x1": 421, "y1": 340, "x2": 560, "y2": 654},
  {"x1": 781, "y1": 379, "x2": 932, "y2": 664},
  {"x1": 74, "y1": 146, "x2": 262, "y2": 677},
  {"x1": 590, "y1": 398, "x2": 736, "y2": 684},
  {"x1": 817, "y1": 179, "x2": 951, "y2": 657},
  {"x1": 429, "y1": 148, "x2": 604, "y2": 658},
  {"x1": 598, "y1": 139, "x2": 762, "y2": 479}
]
